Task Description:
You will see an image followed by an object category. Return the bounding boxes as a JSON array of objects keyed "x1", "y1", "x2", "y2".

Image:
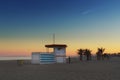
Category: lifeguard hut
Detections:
[
  {"x1": 31, "y1": 44, "x2": 67, "y2": 64},
  {"x1": 45, "y1": 44, "x2": 67, "y2": 63},
  {"x1": 31, "y1": 34, "x2": 67, "y2": 64}
]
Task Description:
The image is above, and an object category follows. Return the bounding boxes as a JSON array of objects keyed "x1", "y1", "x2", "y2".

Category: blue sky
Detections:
[{"x1": 0, "y1": 0, "x2": 120, "y2": 56}]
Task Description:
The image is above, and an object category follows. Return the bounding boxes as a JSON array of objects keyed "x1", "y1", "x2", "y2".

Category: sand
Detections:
[{"x1": 0, "y1": 57, "x2": 120, "y2": 80}]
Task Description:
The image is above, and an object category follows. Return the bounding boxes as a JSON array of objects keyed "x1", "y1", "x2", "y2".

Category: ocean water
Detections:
[{"x1": 0, "y1": 56, "x2": 31, "y2": 60}]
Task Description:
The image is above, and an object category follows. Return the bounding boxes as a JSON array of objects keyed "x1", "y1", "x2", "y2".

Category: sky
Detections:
[{"x1": 0, "y1": 0, "x2": 120, "y2": 56}]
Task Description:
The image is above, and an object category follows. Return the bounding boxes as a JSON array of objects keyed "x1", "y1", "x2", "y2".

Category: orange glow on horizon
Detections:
[
  {"x1": 0, "y1": 47, "x2": 120, "y2": 57},
  {"x1": 1, "y1": 39, "x2": 120, "y2": 57}
]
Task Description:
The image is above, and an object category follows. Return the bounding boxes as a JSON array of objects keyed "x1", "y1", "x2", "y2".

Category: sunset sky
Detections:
[{"x1": 0, "y1": 0, "x2": 120, "y2": 56}]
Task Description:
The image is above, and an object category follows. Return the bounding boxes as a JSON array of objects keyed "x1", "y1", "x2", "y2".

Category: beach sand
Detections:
[{"x1": 0, "y1": 57, "x2": 120, "y2": 80}]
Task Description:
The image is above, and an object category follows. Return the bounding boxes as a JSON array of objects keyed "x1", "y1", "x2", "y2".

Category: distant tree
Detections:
[
  {"x1": 102, "y1": 53, "x2": 109, "y2": 60},
  {"x1": 96, "y1": 48, "x2": 105, "y2": 60},
  {"x1": 117, "y1": 53, "x2": 120, "y2": 56},
  {"x1": 84, "y1": 49, "x2": 92, "y2": 61},
  {"x1": 77, "y1": 49, "x2": 84, "y2": 61}
]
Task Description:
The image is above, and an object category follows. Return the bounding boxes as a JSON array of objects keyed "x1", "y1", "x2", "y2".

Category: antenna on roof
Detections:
[{"x1": 53, "y1": 33, "x2": 55, "y2": 44}]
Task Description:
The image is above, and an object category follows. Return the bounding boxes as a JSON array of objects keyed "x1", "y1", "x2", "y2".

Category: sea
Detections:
[{"x1": 0, "y1": 56, "x2": 31, "y2": 60}]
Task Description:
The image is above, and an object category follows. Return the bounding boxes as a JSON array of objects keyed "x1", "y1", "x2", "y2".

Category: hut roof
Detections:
[{"x1": 45, "y1": 44, "x2": 67, "y2": 48}]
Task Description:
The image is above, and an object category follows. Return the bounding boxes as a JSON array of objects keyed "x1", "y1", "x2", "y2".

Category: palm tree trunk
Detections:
[{"x1": 80, "y1": 55, "x2": 82, "y2": 61}]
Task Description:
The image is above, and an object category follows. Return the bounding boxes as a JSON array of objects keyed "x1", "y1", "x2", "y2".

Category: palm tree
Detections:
[
  {"x1": 84, "y1": 49, "x2": 92, "y2": 61},
  {"x1": 96, "y1": 48, "x2": 105, "y2": 60},
  {"x1": 77, "y1": 49, "x2": 84, "y2": 61}
]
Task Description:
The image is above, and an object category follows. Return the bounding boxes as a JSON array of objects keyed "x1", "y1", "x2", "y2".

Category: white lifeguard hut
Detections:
[
  {"x1": 31, "y1": 44, "x2": 67, "y2": 64},
  {"x1": 31, "y1": 34, "x2": 67, "y2": 64},
  {"x1": 45, "y1": 44, "x2": 67, "y2": 63}
]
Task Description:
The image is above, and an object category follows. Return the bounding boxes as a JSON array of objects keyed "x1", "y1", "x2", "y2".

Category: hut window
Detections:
[{"x1": 58, "y1": 48, "x2": 62, "y2": 50}]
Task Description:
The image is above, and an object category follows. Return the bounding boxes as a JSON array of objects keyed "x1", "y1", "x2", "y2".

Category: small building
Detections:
[
  {"x1": 31, "y1": 44, "x2": 67, "y2": 64},
  {"x1": 45, "y1": 44, "x2": 67, "y2": 63}
]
